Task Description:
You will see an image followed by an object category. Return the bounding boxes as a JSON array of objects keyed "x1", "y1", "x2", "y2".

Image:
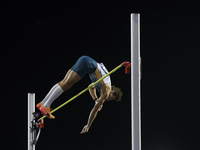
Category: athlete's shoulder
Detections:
[{"x1": 105, "y1": 83, "x2": 111, "y2": 89}]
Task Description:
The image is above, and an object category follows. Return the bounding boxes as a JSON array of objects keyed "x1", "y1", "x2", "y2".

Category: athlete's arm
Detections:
[
  {"x1": 88, "y1": 83, "x2": 98, "y2": 100},
  {"x1": 80, "y1": 91, "x2": 109, "y2": 134}
]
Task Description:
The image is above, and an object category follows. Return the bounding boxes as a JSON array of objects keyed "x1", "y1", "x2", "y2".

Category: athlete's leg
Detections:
[
  {"x1": 58, "y1": 69, "x2": 81, "y2": 91},
  {"x1": 40, "y1": 69, "x2": 81, "y2": 107},
  {"x1": 42, "y1": 83, "x2": 64, "y2": 108},
  {"x1": 40, "y1": 83, "x2": 61, "y2": 106},
  {"x1": 37, "y1": 82, "x2": 63, "y2": 119}
]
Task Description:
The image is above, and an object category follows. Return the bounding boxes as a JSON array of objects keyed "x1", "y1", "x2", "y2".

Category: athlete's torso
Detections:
[{"x1": 89, "y1": 63, "x2": 111, "y2": 93}]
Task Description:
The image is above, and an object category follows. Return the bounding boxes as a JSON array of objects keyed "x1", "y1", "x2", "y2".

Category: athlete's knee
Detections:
[
  {"x1": 58, "y1": 80, "x2": 73, "y2": 91},
  {"x1": 58, "y1": 81, "x2": 65, "y2": 91}
]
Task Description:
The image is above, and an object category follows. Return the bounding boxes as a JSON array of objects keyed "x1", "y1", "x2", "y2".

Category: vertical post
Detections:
[
  {"x1": 28, "y1": 93, "x2": 35, "y2": 150},
  {"x1": 131, "y1": 13, "x2": 141, "y2": 150}
]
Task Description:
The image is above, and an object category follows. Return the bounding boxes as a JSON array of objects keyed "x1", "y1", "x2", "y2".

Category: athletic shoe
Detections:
[
  {"x1": 36, "y1": 102, "x2": 42, "y2": 110},
  {"x1": 39, "y1": 105, "x2": 55, "y2": 119}
]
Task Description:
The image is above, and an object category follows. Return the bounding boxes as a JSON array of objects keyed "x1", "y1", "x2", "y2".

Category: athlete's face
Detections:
[{"x1": 107, "y1": 91, "x2": 116, "y2": 101}]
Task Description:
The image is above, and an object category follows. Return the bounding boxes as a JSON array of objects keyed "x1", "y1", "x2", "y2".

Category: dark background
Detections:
[{"x1": 1, "y1": 1, "x2": 200, "y2": 150}]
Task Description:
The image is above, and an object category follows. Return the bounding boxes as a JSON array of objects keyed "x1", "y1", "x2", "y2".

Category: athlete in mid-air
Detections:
[{"x1": 36, "y1": 56, "x2": 123, "y2": 134}]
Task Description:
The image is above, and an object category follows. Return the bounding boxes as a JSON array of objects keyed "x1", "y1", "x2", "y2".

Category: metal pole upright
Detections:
[
  {"x1": 28, "y1": 93, "x2": 35, "y2": 150},
  {"x1": 131, "y1": 13, "x2": 141, "y2": 150}
]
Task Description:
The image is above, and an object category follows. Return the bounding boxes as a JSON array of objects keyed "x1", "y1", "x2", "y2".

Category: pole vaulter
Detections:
[
  {"x1": 38, "y1": 59, "x2": 131, "y2": 122},
  {"x1": 28, "y1": 57, "x2": 130, "y2": 149},
  {"x1": 36, "y1": 56, "x2": 131, "y2": 134}
]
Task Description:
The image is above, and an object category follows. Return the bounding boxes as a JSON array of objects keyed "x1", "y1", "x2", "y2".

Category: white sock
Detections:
[
  {"x1": 41, "y1": 84, "x2": 58, "y2": 105},
  {"x1": 41, "y1": 83, "x2": 64, "y2": 107}
]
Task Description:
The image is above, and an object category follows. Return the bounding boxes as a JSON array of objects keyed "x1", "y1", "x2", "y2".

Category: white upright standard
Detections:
[
  {"x1": 131, "y1": 13, "x2": 141, "y2": 150},
  {"x1": 28, "y1": 93, "x2": 35, "y2": 150}
]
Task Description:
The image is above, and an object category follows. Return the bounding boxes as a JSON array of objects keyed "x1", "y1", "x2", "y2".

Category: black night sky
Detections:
[{"x1": 1, "y1": 1, "x2": 200, "y2": 150}]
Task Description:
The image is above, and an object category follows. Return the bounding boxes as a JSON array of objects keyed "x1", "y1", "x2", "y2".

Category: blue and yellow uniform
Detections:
[{"x1": 71, "y1": 56, "x2": 111, "y2": 92}]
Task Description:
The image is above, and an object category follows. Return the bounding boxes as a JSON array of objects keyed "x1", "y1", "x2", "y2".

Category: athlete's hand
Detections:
[{"x1": 80, "y1": 125, "x2": 89, "y2": 134}]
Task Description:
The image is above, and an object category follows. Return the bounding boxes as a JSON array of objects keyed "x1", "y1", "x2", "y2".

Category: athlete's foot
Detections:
[
  {"x1": 36, "y1": 102, "x2": 42, "y2": 110},
  {"x1": 38, "y1": 104, "x2": 55, "y2": 119}
]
